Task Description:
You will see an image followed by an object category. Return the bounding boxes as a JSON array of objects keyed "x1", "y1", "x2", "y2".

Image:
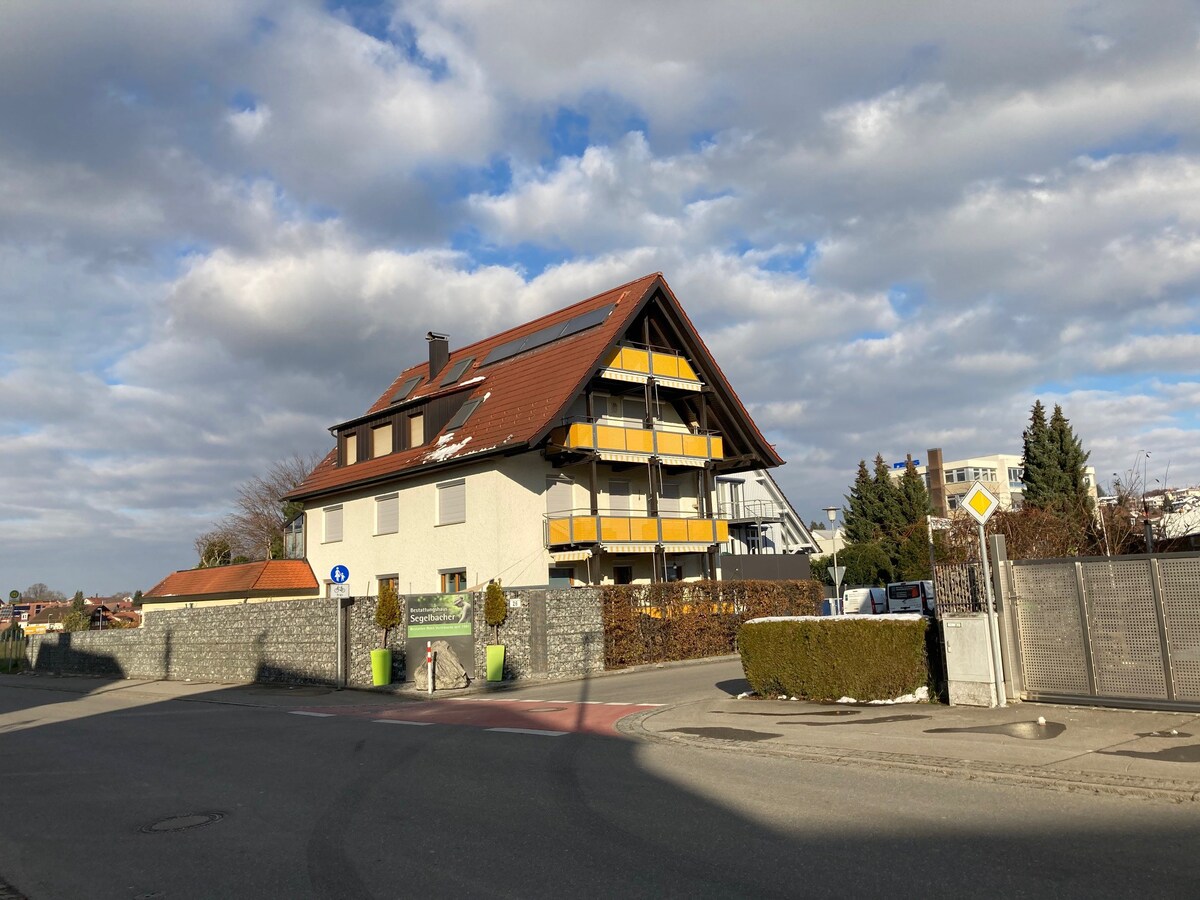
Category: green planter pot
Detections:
[
  {"x1": 486, "y1": 644, "x2": 505, "y2": 682},
  {"x1": 371, "y1": 648, "x2": 392, "y2": 686}
]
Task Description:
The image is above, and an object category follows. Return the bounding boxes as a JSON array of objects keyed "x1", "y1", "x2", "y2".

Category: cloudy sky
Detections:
[{"x1": 3, "y1": 1, "x2": 1199, "y2": 595}]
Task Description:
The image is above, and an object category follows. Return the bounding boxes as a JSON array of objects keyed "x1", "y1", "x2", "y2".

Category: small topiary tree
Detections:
[
  {"x1": 375, "y1": 580, "x2": 402, "y2": 648},
  {"x1": 484, "y1": 580, "x2": 508, "y2": 644}
]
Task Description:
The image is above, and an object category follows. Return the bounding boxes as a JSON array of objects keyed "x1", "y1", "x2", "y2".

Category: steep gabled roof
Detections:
[
  {"x1": 145, "y1": 560, "x2": 319, "y2": 601},
  {"x1": 287, "y1": 272, "x2": 781, "y2": 502}
]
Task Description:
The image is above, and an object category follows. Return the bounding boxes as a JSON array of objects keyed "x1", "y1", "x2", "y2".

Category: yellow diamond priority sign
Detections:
[{"x1": 962, "y1": 481, "x2": 999, "y2": 525}]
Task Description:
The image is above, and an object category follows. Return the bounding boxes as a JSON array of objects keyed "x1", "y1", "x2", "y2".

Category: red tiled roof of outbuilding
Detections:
[{"x1": 145, "y1": 560, "x2": 319, "y2": 600}]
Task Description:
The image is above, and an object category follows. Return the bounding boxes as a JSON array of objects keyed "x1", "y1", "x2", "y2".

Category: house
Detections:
[
  {"x1": 284, "y1": 273, "x2": 785, "y2": 595},
  {"x1": 715, "y1": 468, "x2": 816, "y2": 556},
  {"x1": 903, "y1": 448, "x2": 1098, "y2": 517},
  {"x1": 142, "y1": 560, "x2": 319, "y2": 614}
]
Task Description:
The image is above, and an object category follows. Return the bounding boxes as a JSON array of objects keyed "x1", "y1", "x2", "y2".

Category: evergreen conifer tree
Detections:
[
  {"x1": 897, "y1": 454, "x2": 931, "y2": 525},
  {"x1": 1048, "y1": 403, "x2": 1092, "y2": 516},
  {"x1": 1021, "y1": 400, "x2": 1053, "y2": 509},
  {"x1": 843, "y1": 459, "x2": 880, "y2": 544}
]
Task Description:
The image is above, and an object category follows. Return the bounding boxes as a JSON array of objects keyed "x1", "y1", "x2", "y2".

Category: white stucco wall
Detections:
[{"x1": 304, "y1": 453, "x2": 577, "y2": 595}]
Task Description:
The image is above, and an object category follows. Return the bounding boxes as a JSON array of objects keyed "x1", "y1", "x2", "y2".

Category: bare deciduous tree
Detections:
[{"x1": 194, "y1": 452, "x2": 322, "y2": 567}]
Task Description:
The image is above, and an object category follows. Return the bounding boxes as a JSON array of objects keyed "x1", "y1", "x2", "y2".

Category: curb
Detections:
[{"x1": 617, "y1": 707, "x2": 1200, "y2": 804}]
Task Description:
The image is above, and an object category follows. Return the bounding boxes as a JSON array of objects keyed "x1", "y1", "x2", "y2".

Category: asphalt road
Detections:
[{"x1": 3, "y1": 664, "x2": 1200, "y2": 899}]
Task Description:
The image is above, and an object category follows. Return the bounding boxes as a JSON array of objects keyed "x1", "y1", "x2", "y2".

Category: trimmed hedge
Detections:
[
  {"x1": 738, "y1": 617, "x2": 930, "y2": 701},
  {"x1": 602, "y1": 579, "x2": 824, "y2": 669}
]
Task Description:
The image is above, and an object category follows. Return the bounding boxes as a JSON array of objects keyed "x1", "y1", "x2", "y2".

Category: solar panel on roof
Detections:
[
  {"x1": 481, "y1": 303, "x2": 616, "y2": 367},
  {"x1": 445, "y1": 397, "x2": 484, "y2": 431},
  {"x1": 558, "y1": 303, "x2": 614, "y2": 337},
  {"x1": 439, "y1": 356, "x2": 475, "y2": 387},
  {"x1": 390, "y1": 375, "x2": 422, "y2": 404}
]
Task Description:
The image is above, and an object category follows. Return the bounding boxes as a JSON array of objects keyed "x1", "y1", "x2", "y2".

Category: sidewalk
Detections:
[{"x1": 622, "y1": 695, "x2": 1200, "y2": 803}]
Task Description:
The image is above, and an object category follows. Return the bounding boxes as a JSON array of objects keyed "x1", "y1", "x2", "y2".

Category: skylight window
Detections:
[
  {"x1": 390, "y1": 375, "x2": 422, "y2": 404},
  {"x1": 482, "y1": 303, "x2": 614, "y2": 366},
  {"x1": 445, "y1": 397, "x2": 485, "y2": 431},
  {"x1": 439, "y1": 356, "x2": 475, "y2": 387}
]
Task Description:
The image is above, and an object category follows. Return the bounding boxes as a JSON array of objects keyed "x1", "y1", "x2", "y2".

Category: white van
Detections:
[
  {"x1": 841, "y1": 587, "x2": 887, "y2": 615},
  {"x1": 886, "y1": 580, "x2": 935, "y2": 615}
]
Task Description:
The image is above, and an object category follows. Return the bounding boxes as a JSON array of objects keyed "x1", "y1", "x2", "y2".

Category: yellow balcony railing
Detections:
[
  {"x1": 549, "y1": 420, "x2": 722, "y2": 462},
  {"x1": 599, "y1": 344, "x2": 702, "y2": 388},
  {"x1": 546, "y1": 513, "x2": 729, "y2": 549}
]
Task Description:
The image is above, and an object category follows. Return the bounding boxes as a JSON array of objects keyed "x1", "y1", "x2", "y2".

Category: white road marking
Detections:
[
  {"x1": 289, "y1": 711, "x2": 334, "y2": 718},
  {"x1": 486, "y1": 727, "x2": 567, "y2": 737},
  {"x1": 373, "y1": 719, "x2": 433, "y2": 726}
]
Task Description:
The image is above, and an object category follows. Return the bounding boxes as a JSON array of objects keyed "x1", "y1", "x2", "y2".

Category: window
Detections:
[
  {"x1": 323, "y1": 505, "x2": 343, "y2": 543},
  {"x1": 613, "y1": 564, "x2": 634, "y2": 585},
  {"x1": 437, "y1": 479, "x2": 466, "y2": 525},
  {"x1": 439, "y1": 356, "x2": 475, "y2": 386},
  {"x1": 284, "y1": 514, "x2": 305, "y2": 559},
  {"x1": 445, "y1": 397, "x2": 484, "y2": 431},
  {"x1": 441, "y1": 570, "x2": 467, "y2": 593},
  {"x1": 609, "y1": 479, "x2": 630, "y2": 513},
  {"x1": 408, "y1": 413, "x2": 425, "y2": 447},
  {"x1": 665, "y1": 564, "x2": 684, "y2": 582},
  {"x1": 390, "y1": 375, "x2": 422, "y2": 404},
  {"x1": 379, "y1": 575, "x2": 398, "y2": 596},
  {"x1": 376, "y1": 493, "x2": 399, "y2": 535},
  {"x1": 546, "y1": 476, "x2": 574, "y2": 516},
  {"x1": 947, "y1": 495, "x2": 960, "y2": 510},
  {"x1": 344, "y1": 433, "x2": 358, "y2": 465},
  {"x1": 606, "y1": 396, "x2": 623, "y2": 420},
  {"x1": 372, "y1": 423, "x2": 393, "y2": 458},
  {"x1": 660, "y1": 480, "x2": 681, "y2": 514}
]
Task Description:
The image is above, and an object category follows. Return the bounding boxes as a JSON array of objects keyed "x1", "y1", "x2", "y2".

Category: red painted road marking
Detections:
[{"x1": 294, "y1": 700, "x2": 658, "y2": 735}]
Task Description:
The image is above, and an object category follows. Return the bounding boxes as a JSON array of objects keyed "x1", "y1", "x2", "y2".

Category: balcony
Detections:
[
  {"x1": 717, "y1": 499, "x2": 782, "y2": 524},
  {"x1": 548, "y1": 419, "x2": 722, "y2": 467},
  {"x1": 598, "y1": 344, "x2": 703, "y2": 391},
  {"x1": 545, "y1": 510, "x2": 729, "y2": 552}
]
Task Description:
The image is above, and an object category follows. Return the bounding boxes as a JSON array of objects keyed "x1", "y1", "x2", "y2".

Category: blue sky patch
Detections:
[
  {"x1": 451, "y1": 228, "x2": 571, "y2": 277},
  {"x1": 1082, "y1": 130, "x2": 1179, "y2": 161}
]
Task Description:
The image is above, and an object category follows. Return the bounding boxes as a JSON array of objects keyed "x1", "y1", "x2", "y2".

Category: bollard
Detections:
[{"x1": 426, "y1": 640, "x2": 433, "y2": 695}]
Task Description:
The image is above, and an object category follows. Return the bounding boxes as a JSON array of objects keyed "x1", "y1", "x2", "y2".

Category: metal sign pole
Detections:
[{"x1": 978, "y1": 522, "x2": 1006, "y2": 708}]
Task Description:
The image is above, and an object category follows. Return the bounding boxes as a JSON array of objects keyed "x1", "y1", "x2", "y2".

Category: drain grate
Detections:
[{"x1": 140, "y1": 812, "x2": 225, "y2": 834}]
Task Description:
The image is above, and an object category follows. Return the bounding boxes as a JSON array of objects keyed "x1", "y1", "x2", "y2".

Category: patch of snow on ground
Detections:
[{"x1": 836, "y1": 686, "x2": 930, "y2": 705}]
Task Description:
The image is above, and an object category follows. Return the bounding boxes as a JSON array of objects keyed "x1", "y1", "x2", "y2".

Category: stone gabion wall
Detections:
[
  {"x1": 27, "y1": 597, "x2": 342, "y2": 684},
  {"x1": 24, "y1": 589, "x2": 604, "y2": 686},
  {"x1": 544, "y1": 588, "x2": 604, "y2": 678},
  {"x1": 346, "y1": 594, "x2": 407, "y2": 688},
  {"x1": 472, "y1": 588, "x2": 533, "y2": 680}
]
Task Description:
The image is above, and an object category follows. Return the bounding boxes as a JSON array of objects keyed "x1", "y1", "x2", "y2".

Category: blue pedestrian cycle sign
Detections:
[{"x1": 330, "y1": 565, "x2": 350, "y2": 584}]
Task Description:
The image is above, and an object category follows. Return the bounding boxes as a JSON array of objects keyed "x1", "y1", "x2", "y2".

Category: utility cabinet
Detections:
[{"x1": 942, "y1": 614, "x2": 999, "y2": 707}]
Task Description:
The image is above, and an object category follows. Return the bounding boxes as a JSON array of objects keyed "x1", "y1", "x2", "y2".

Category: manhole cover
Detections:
[
  {"x1": 140, "y1": 812, "x2": 225, "y2": 834},
  {"x1": 527, "y1": 707, "x2": 567, "y2": 713}
]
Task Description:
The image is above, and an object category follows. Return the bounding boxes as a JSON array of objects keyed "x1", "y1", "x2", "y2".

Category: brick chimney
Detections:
[{"x1": 427, "y1": 331, "x2": 449, "y2": 380}]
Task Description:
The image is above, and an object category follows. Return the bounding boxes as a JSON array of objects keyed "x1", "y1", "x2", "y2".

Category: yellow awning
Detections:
[{"x1": 551, "y1": 549, "x2": 595, "y2": 563}]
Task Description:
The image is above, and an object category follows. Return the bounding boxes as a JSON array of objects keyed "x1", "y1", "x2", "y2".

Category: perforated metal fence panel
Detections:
[
  {"x1": 1011, "y1": 562, "x2": 1090, "y2": 695},
  {"x1": 1006, "y1": 551, "x2": 1200, "y2": 711},
  {"x1": 1081, "y1": 559, "x2": 1165, "y2": 698},
  {"x1": 1159, "y1": 556, "x2": 1200, "y2": 701}
]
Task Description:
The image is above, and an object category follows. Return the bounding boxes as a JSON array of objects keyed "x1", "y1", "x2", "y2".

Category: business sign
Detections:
[
  {"x1": 892, "y1": 459, "x2": 921, "y2": 469},
  {"x1": 405, "y1": 592, "x2": 475, "y2": 683},
  {"x1": 406, "y1": 593, "x2": 473, "y2": 638}
]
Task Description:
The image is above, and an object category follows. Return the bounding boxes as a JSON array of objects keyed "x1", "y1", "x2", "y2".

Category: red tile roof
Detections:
[
  {"x1": 287, "y1": 272, "x2": 782, "y2": 501},
  {"x1": 145, "y1": 560, "x2": 319, "y2": 600}
]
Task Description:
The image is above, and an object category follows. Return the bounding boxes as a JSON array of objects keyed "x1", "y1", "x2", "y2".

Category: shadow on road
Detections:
[{"x1": 3, "y1": 670, "x2": 1200, "y2": 898}]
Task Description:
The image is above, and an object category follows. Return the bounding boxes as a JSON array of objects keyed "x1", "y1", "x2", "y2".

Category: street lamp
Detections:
[{"x1": 823, "y1": 506, "x2": 841, "y2": 615}]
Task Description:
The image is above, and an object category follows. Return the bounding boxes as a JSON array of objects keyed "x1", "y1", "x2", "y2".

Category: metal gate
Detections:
[{"x1": 998, "y1": 550, "x2": 1200, "y2": 711}]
